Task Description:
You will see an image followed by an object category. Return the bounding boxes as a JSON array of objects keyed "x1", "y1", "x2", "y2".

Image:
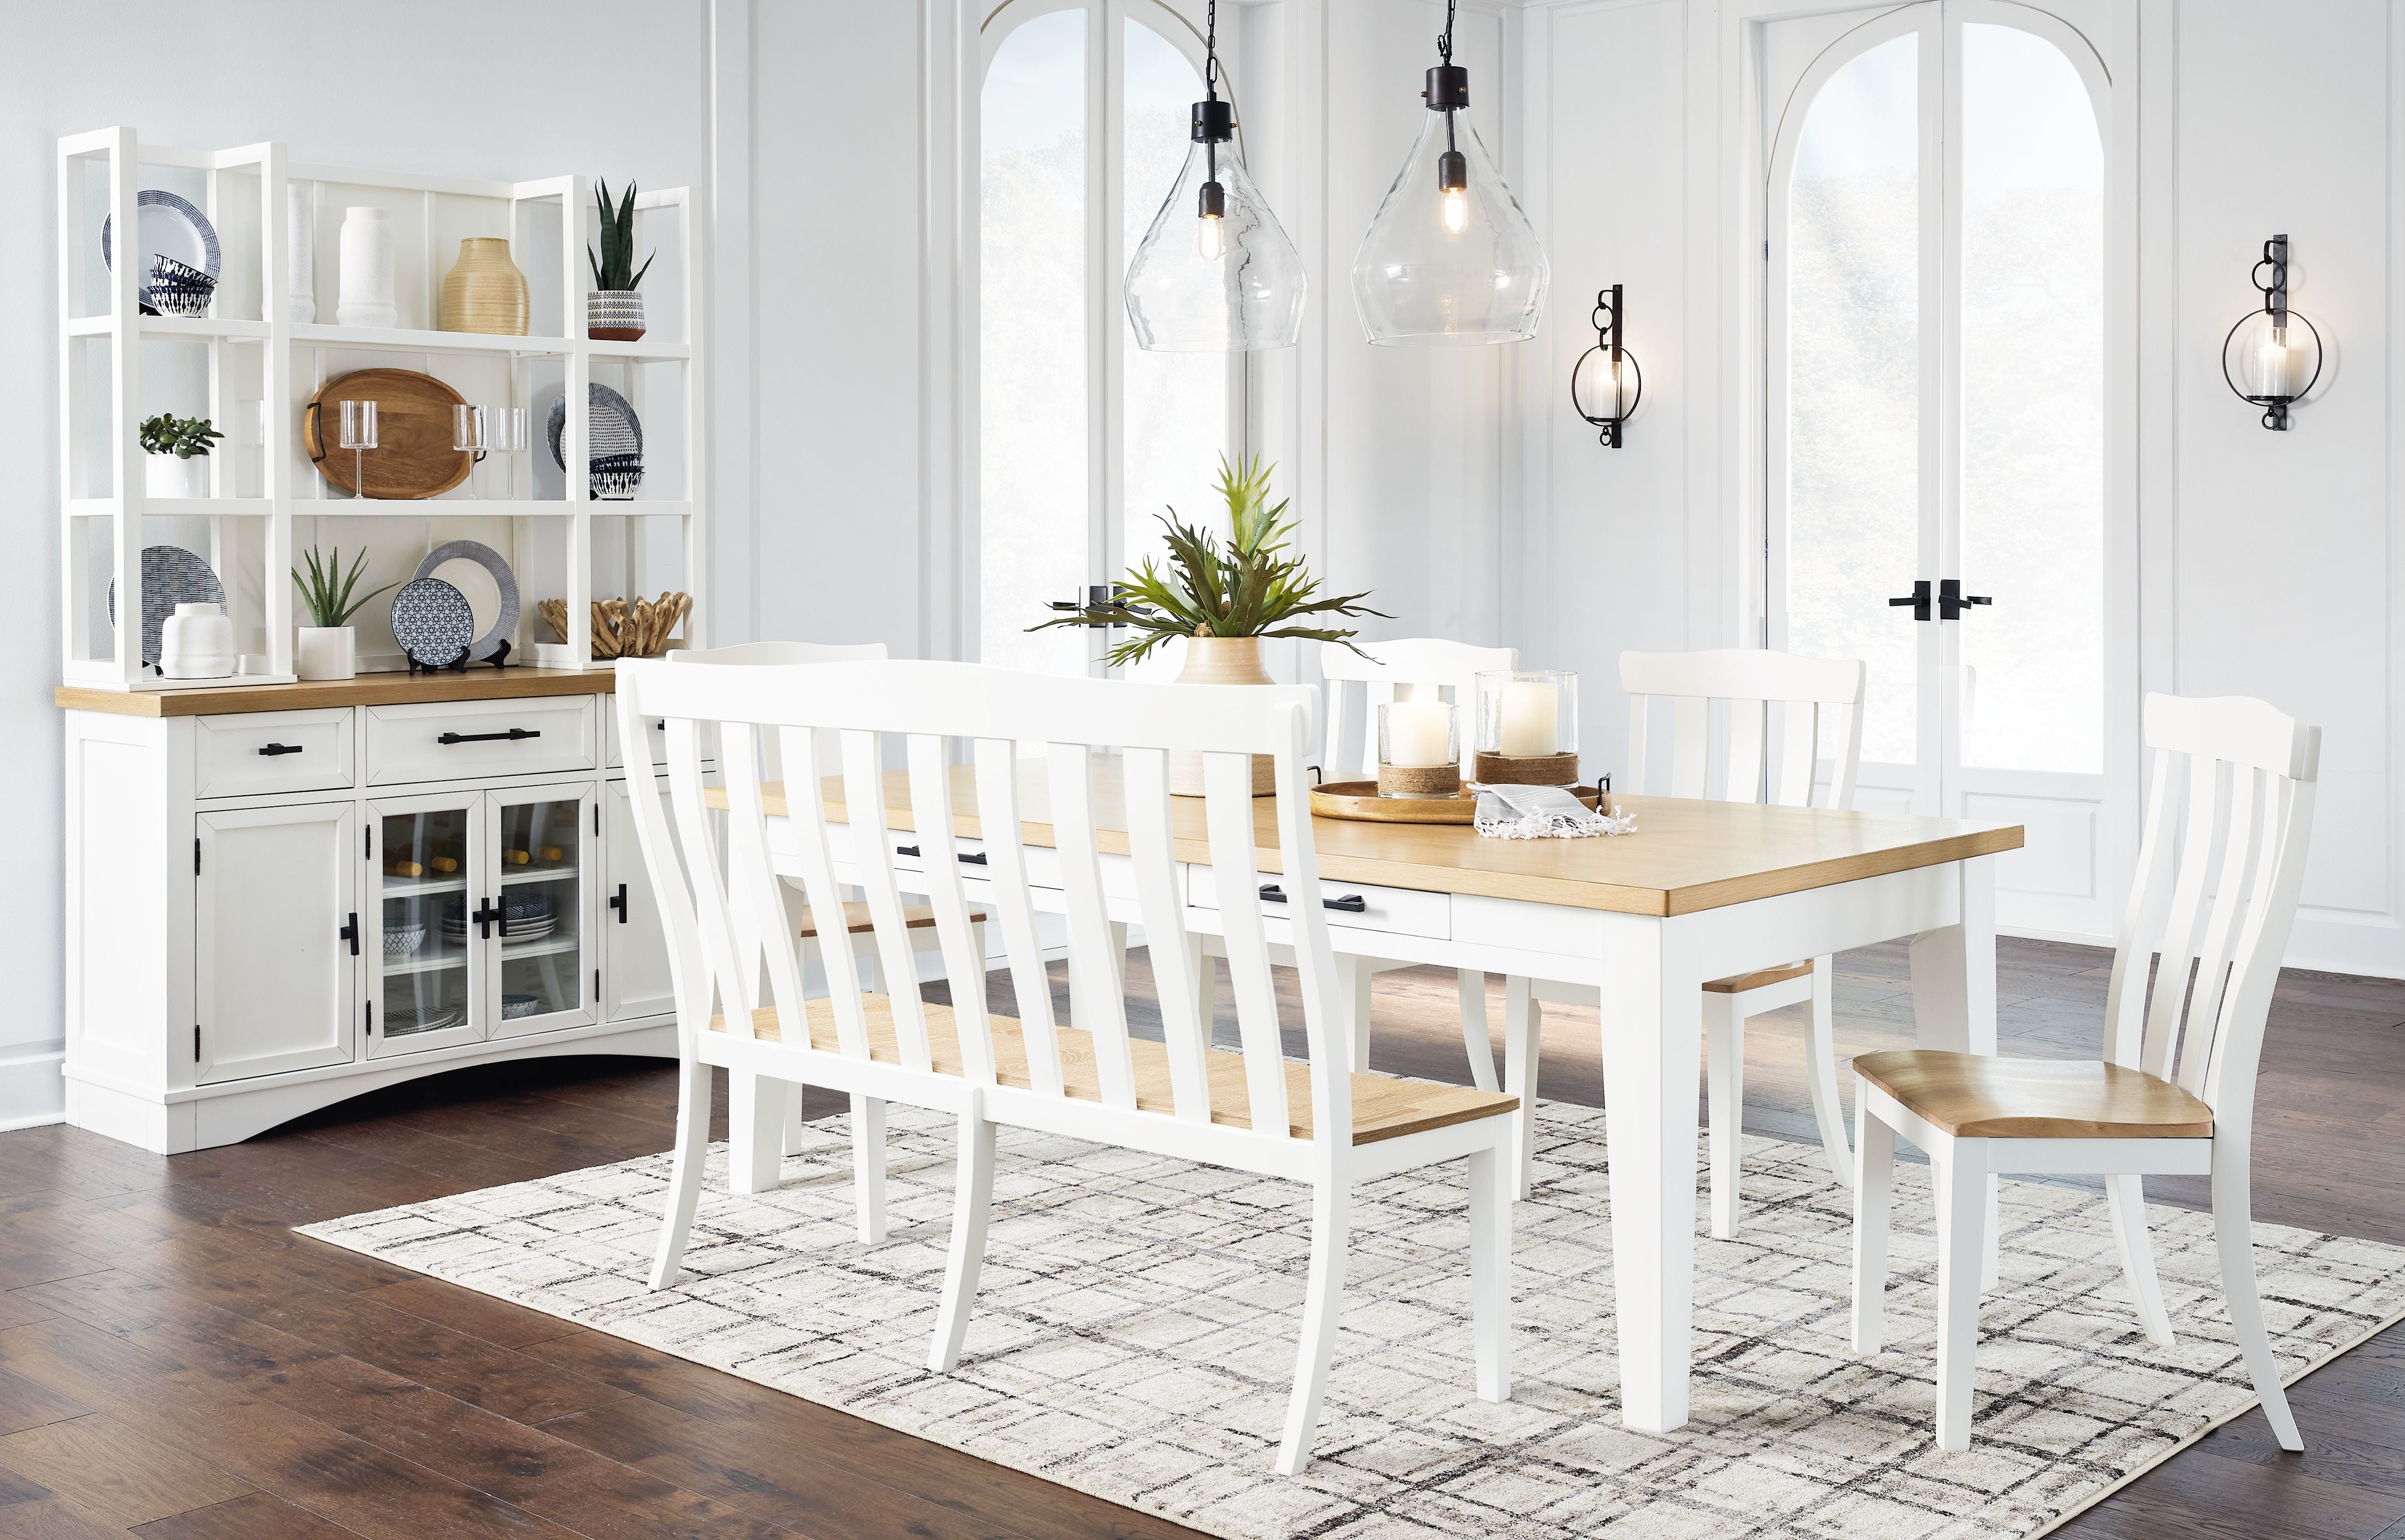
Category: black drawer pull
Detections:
[
  {"x1": 438, "y1": 728, "x2": 541, "y2": 745},
  {"x1": 894, "y1": 844, "x2": 986, "y2": 866},
  {"x1": 258, "y1": 742, "x2": 304, "y2": 757},
  {"x1": 896, "y1": 844, "x2": 920, "y2": 857},
  {"x1": 339, "y1": 912, "x2": 359, "y2": 956},
  {"x1": 1258, "y1": 884, "x2": 1367, "y2": 913}
]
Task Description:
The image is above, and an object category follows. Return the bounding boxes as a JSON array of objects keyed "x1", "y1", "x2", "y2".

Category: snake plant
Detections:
[{"x1": 588, "y1": 179, "x2": 656, "y2": 292}]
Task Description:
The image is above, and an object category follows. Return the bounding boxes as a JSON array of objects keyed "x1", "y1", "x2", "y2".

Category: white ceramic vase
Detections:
[
  {"x1": 143, "y1": 452, "x2": 209, "y2": 499},
  {"x1": 160, "y1": 602, "x2": 235, "y2": 680},
  {"x1": 296, "y1": 626, "x2": 357, "y2": 682},
  {"x1": 287, "y1": 183, "x2": 317, "y2": 324},
  {"x1": 336, "y1": 206, "x2": 397, "y2": 328}
]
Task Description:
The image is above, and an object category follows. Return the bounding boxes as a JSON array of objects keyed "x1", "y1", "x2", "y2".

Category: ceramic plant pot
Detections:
[
  {"x1": 160, "y1": 602, "x2": 235, "y2": 680},
  {"x1": 296, "y1": 626, "x2": 358, "y2": 682},
  {"x1": 587, "y1": 289, "x2": 646, "y2": 341},
  {"x1": 1168, "y1": 634, "x2": 1279, "y2": 797},
  {"x1": 440, "y1": 237, "x2": 529, "y2": 335},
  {"x1": 336, "y1": 206, "x2": 397, "y2": 328},
  {"x1": 143, "y1": 452, "x2": 209, "y2": 499}
]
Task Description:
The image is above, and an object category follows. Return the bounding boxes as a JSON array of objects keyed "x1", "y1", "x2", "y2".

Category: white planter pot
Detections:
[
  {"x1": 295, "y1": 626, "x2": 358, "y2": 682},
  {"x1": 143, "y1": 452, "x2": 210, "y2": 499},
  {"x1": 336, "y1": 206, "x2": 397, "y2": 328},
  {"x1": 159, "y1": 602, "x2": 235, "y2": 680}
]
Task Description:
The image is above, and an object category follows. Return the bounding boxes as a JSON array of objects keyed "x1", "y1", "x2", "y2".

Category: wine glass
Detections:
[
  {"x1": 452, "y1": 405, "x2": 490, "y2": 499},
  {"x1": 339, "y1": 398, "x2": 377, "y2": 499}
]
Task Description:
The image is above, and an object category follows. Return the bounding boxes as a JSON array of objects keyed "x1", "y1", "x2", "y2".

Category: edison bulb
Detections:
[
  {"x1": 1196, "y1": 213, "x2": 1225, "y2": 261},
  {"x1": 1440, "y1": 186, "x2": 1469, "y2": 234}
]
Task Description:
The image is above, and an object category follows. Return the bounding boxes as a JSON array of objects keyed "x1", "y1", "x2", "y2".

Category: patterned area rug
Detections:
[{"x1": 298, "y1": 1099, "x2": 2405, "y2": 1539}]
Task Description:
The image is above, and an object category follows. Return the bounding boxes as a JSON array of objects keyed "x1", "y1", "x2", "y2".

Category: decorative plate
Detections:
[
  {"x1": 412, "y1": 540, "x2": 519, "y2": 663},
  {"x1": 389, "y1": 578, "x2": 476, "y2": 667},
  {"x1": 100, "y1": 190, "x2": 222, "y2": 313},
  {"x1": 547, "y1": 383, "x2": 644, "y2": 500},
  {"x1": 107, "y1": 544, "x2": 225, "y2": 667}
]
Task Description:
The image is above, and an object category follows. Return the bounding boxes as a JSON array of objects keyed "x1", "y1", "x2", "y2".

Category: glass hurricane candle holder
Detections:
[
  {"x1": 1377, "y1": 697, "x2": 1460, "y2": 798},
  {"x1": 1474, "y1": 669, "x2": 1579, "y2": 784}
]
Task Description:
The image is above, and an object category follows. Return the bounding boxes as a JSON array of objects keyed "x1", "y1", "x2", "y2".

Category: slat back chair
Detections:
[
  {"x1": 1499, "y1": 648, "x2": 1867, "y2": 1231},
  {"x1": 614, "y1": 658, "x2": 1517, "y2": 1475},
  {"x1": 1851, "y1": 693, "x2": 2319, "y2": 1452},
  {"x1": 668, "y1": 641, "x2": 983, "y2": 1189}
]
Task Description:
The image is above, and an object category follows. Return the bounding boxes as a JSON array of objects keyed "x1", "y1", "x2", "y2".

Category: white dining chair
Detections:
[
  {"x1": 1500, "y1": 648, "x2": 1866, "y2": 1234},
  {"x1": 1852, "y1": 693, "x2": 2317, "y2": 1453},
  {"x1": 616, "y1": 658, "x2": 1520, "y2": 1474}
]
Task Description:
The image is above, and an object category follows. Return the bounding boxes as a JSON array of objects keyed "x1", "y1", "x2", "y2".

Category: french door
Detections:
[{"x1": 1763, "y1": 0, "x2": 2134, "y2": 940}]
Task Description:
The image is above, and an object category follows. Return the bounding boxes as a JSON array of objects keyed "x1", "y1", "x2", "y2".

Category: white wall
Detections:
[{"x1": 9, "y1": 2, "x2": 713, "y2": 1109}]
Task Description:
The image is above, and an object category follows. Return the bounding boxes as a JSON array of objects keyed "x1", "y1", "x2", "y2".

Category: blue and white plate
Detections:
[
  {"x1": 101, "y1": 190, "x2": 222, "y2": 313},
  {"x1": 107, "y1": 544, "x2": 224, "y2": 667},
  {"x1": 389, "y1": 578, "x2": 475, "y2": 667}
]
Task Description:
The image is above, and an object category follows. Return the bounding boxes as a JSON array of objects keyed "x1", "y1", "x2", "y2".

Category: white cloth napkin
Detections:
[{"x1": 1468, "y1": 782, "x2": 1637, "y2": 840}]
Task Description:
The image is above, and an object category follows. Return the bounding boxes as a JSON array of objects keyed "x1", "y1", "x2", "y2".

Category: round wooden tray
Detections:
[
  {"x1": 1309, "y1": 780, "x2": 1603, "y2": 824},
  {"x1": 304, "y1": 367, "x2": 473, "y2": 499}
]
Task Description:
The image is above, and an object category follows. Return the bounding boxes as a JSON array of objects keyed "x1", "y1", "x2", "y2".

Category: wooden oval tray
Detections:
[
  {"x1": 304, "y1": 367, "x2": 473, "y2": 499},
  {"x1": 1309, "y1": 780, "x2": 1603, "y2": 824}
]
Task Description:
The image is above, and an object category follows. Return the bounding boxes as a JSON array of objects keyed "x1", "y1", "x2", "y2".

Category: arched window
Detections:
[{"x1": 977, "y1": 0, "x2": 1242, "y2": 676}]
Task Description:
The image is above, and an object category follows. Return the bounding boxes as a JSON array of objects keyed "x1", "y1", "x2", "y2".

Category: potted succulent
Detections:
[
  {"x1": 587, "y1": 178, "x2": 656, "y2": 341},
  {"x1": 140, "y1": 413, "x2": 222, "y2": 499},
  {"x1": 290, "y1": 545, "x2": 399, "y2": 681},
  {"x1": 1032, "y1": 455, "x2": 1384, "y2": 792}
]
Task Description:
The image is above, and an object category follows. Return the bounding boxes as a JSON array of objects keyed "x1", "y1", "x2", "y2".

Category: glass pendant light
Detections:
[
  {"x1": 1124, "y1": 0, "x2": 1306, "y2": 352},
  {"x1": 1350, "y1": 0, "x2": 1549, "y2": 345}
]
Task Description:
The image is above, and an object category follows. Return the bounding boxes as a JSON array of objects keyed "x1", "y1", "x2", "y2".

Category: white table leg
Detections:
[
  {"x1": 728, "y1": 1069, "x2": 787, "y2": 1195},
  {"x1": 1909, "y1": 854, "x2": 2000, "y2": 1289},
  {"x1": 1337, "y1": 955, "x2": 1374, "y2": 1072},
  {"x1": 1599, "y1": 918, "x2": 1702, "y2": 1433}
]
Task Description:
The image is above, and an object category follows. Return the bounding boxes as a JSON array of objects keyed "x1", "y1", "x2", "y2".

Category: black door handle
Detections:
[
  {"x1": 438, "y1": 728, "x2": 541, "y2": 745},
  {"x1": 610, "y1": 883, "x2": 628, "y2": 923},
  {"x1": 472, "y1": 897, "x2": 500, "y2": 940},
  {"x1": 338, "y1": 912, "x2": 358, "y2": 956},
  {"x1": 1888, "y1": 580, "x2": 1932, "y2": 622},
  {"x1": 258, "y1": 742, "x2": 304, "y2": 757},
  {"x1": 1938, "y1": 578, "x2": 1993, "y2": 620},
  {"x1": 1258, "y1": 884, "x2": 1368, "y2": 913}
]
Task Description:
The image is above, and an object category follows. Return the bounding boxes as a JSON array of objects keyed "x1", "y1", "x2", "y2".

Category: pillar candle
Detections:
[
  {"x1": 1384, "y1": 700, "x2": 1455, "y2": 768},
  {"x1": 1499, "y1": 680, "x2": 1560, "y2": 757}
]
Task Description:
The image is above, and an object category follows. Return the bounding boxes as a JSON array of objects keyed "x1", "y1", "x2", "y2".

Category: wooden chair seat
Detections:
[
  {"x1": 1701, "y1": 960, "x2": 1814, "y2": 995},
  {"x1": 1853, "y1": 1049, "x2": 2214, "y2": 1139},
  {"x1": 712, "y1": 996, "x2": 1517, "y2": 1146}
]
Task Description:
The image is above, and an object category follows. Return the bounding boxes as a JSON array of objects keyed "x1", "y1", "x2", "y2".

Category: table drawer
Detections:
[
  {"x1": 1186, "y1": 866, "x2": 1448, "y2": 938},
  {"x1": 194, "y1": 708, "x2": 355, "y2": 798},
  {"x1": 365, "y1": 696, "x2": 596, "y2": 786}
]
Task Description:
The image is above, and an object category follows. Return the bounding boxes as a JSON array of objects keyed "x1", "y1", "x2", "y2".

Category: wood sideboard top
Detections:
[{"x1": 56, "y1": 667, "x2": 619, "y2": 718}]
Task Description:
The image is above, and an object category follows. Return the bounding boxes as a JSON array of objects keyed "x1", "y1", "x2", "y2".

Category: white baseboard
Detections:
[{"x1": 0, "y1": 1050, "x2": 66, "y2": 1130}]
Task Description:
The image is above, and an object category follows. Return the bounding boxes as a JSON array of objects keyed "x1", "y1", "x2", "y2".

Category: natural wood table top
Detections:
[
  {"x1": 56, "y1": 666, "x2": 618, "y2": 718},
  {"x1": 719, "y1": 759, "x2": 2022, "y2": 918}
]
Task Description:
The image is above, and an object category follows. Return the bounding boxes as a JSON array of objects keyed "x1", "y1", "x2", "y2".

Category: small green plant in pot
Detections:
[
  {"x1": 290, "y1": 545, "x2": 399, "y2": 682},
  {"x1": 1032, "y1": 455, "x2": 1385, "y2": 793},
  {"x1": 587, "y1": 178, "x2": 657, "y2": 342},
  {"x1": 138, "y1": 413, "x2": 222, "y2": 500}
]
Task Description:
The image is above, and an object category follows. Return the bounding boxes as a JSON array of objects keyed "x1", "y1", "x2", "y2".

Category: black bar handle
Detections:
[
  {"x1": 438, "y1": 728, "x2": 541, "y2": 745},
  {"x1": 1258, "y1": 883, "x2": 1367, "y2": 914},
  {"x1": 258, "y1": 742, "x2": 304, "y2": 757},
  {"x1": 957, "y1": 851, "x2": 988, "y2": 866},
  {"x1": 472, "y1": 897, "x2": 500, "y2": 940},
  {"x1": 1887, "y1": 579, "x2": 1932, "y2": 622},
  {"x1": 896, "y1": 844, "x2": 920, "y2": 857},
  {"x1": 610, "y1": 883, "x2": 629, "y2": 923},
  {"x1": 339, "y1": 912, "x2": 358, "y2": 956}
]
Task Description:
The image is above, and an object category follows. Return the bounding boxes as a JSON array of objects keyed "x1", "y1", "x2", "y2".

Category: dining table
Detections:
[{"x1": 727, "y1": 759, "x2": 2024, "y2": 1434}]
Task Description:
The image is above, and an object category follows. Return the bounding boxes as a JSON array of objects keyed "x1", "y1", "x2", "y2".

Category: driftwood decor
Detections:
[{"x1": 538, "y1": 590, "x2": 691, "y2": 659}]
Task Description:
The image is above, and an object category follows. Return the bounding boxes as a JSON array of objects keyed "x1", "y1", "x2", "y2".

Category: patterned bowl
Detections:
[
  {"x1": 384, "y1": 925, "x2": 426, "y2": 959},
  {"x1": 501, "y1": 993, "x2": 542, "y2": 1020}
]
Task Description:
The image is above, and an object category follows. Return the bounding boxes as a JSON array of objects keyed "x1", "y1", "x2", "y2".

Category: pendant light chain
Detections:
[
  {"x1": 1205, "y1": 0, "x2": 1220, "y2": 98},
  {"x1": 1438, "y1": 0, "x2": 1455, "y2": 65}
]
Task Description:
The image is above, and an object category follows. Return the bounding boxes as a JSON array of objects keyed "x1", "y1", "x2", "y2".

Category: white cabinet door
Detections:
[
  {"x1": 486, "y1": 781, "x2": 600, "y2": 1038},
  {"x1": 364, "y1": 790, "x2": 486, "y2": 1059},
  {"x1": 604, "y1": 779, "x2": 680, "y2": 1021},
  {"x1": 195, "y1": 803, "x2": 358, "y2": 1083}
]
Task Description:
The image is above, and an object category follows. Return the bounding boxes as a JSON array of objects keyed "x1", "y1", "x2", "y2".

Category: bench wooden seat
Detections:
[
  {"x1": 796, "y1": 900, "x2": 941, "y2": 937},
  {"x1": 1853, "y1": 1049, "x2": 2214, "y2": 1140},
  {"x1": 712, "y1": 995, "x2": 1517, "y2": 1146}
]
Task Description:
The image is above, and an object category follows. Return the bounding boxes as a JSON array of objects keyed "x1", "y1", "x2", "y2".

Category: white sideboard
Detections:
[{"x1": 58, "y1": 670, "x2": 689, "y2": 1153}]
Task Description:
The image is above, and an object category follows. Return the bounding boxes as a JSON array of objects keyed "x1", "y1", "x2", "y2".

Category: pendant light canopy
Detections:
[
  {"x1": 1124, "y1": 0, "x2": 1306, "y2": 352},
  {"x1": 1350, "y1": 1, "x2": 1549, "y2": 346}
]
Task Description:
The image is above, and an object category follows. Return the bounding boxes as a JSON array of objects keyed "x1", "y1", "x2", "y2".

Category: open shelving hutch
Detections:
[{"x1": 57, "y1": 126, "x2": 708, "y2": 690}]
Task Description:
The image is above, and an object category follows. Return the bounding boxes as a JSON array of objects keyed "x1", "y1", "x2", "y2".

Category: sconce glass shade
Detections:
[
  {"x1": 1125, "y1": 141, "x2": 1306, "y2": 352},
  {"x1": 2223, "y1": 308, "x2": 2321, "y2": 401},
  {"x1": 1350, "y1": 103, "x2": 1549, "y2": 345}
]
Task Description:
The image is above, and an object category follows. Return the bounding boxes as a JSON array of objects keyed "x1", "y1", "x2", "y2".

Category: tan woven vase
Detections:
[
  {"x1": 1168, "y1": 635, "x2": 1278, "y2": 797},
  {"x1": 438, "y1": 237, "x2": 529, "y2": 335}
]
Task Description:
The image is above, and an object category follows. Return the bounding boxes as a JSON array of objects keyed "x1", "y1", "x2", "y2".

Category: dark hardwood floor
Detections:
[{"x1": 0, "y1": 936, "x2": 2395, "y2": 1538}]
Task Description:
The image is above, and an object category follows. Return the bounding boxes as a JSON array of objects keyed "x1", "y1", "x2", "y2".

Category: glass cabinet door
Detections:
[
  {"x1": 366, "y1": 793, "x2": 484, "y2": 1059},
  {"x1": 486, "y1": 783, "x2": 598, "y2": 1038}
]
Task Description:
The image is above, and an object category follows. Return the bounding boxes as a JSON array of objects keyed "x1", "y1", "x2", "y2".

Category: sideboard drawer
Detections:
[
  {"x1": 195, "y1": 709, "x2": 356, "y2": 798},
  {"x1": 365, "y1": 696, "x2": 597, "y2": 786},
  {"x1": 1185, "y1": 866, "x2": 1448, "y2": 939}
]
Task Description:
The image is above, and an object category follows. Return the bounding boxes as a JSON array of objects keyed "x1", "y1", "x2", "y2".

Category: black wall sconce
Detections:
[
  {"x1": 1570, "y1": 284, "x2": 1642, "y2": 448},
  {"x1": 2223, "y1": 234, "x2": 2322, "y2": 431}
]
